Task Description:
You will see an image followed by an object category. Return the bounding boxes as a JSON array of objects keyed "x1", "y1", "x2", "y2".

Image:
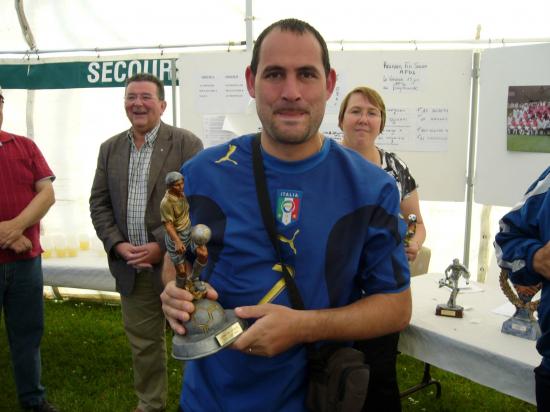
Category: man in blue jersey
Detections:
[
  {"x1": 161, "y1": 18, "x2": 412, "y2": 412},
  {"x1": 495, "y1": 166, "x2": 550, "y2": 412}
]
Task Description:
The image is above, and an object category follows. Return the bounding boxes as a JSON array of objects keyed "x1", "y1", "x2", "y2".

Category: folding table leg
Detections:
[{"x1": 399, "y1": 362, "x2": 442, "y2": 399}]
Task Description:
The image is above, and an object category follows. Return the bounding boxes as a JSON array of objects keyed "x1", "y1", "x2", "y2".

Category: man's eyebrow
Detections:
[
  {"x1": 261, "y1": 64, "x2": 321, "y2": 73},
  {"x1": 261, "y1": 65, "x2": 284, "y2": 73},
  {"x1": 297, "y1": 65, "x2": 321, "y2": 72}
]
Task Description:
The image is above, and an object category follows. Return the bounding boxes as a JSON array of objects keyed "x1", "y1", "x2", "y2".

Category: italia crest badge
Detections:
[{"x1": 276, "y1": 189, "x2": 302, "y2": 226}]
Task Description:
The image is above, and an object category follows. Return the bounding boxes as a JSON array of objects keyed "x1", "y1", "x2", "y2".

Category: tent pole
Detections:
[
  {"x1": 463, "y1": 50, "x2": 481, "y2": 267},
  {"x1": 245, "y1": 0, "x2": 254, "y2": 52},
  {"x1": 171, "y1": 58, "x2": 178, "y2": 127},
  {"x1": 15, "y1": 0, "x2": 37, "y2": 51}
]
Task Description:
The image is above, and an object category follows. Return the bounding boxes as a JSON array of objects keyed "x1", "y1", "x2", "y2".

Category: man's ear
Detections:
[
  {"x1": 245, "y1": 66, "x2": 256, "y2": 98},
  {"x1": 325, "y1": 68, "x2": 337, "y2": 101}
]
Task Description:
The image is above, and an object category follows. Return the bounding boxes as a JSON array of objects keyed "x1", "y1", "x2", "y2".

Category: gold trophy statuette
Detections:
[{"x1": 161, "y1": 172, "x2": 246, "y2": 360}]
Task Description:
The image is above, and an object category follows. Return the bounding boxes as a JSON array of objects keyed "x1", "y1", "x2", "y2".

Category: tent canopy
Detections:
[{"x1": 2, "y1": 0, "x2": 550, "y2": 57}]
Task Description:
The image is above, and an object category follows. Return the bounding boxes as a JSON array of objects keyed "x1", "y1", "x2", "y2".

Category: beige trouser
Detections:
[{"x1": 121, "y1": 271, "x2": 167, "y2": 412}]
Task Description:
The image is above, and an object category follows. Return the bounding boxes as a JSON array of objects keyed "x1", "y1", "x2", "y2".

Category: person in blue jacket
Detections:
[
  {"x1": 161, "y1": 18, "x2": 412, "y2": 412},
  {"x1": 495, "y1": 166, "x2": 550, "y2": 412}
]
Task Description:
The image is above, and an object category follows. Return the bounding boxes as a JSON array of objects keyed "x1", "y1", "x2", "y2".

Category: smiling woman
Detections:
[
  {"x1": 338, "y1": 86, "x2": 426, "y2": 262},
  {"x1": 339, "y1": 86, "x2": 426, "y2": 410}
]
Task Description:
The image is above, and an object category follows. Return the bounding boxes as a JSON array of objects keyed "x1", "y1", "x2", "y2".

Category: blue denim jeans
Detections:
[{"x1": 0, "y1": 256, "x2": 45, "y2": 408}]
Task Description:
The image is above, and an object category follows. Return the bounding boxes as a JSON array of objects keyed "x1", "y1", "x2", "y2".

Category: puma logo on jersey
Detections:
[
  {"x1": 215, "y1": 144, "x2": 238, "y2": 165},
  {"x1": 278, "y1": 229, "x2": 300, "y2": 255}
]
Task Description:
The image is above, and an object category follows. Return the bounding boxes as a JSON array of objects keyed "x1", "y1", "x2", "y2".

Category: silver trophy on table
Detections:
[
  {"x1": 499, "y1": 270, "x2": 541, "y2": 341},
  {"x1": 436, "y1": 258, "x2": 470, "y2": 318}
]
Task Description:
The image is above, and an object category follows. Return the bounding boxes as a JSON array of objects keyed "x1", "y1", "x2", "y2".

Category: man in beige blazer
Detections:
[{"x1": 90, "y1": 73, "x2": 202, "y2": 412}]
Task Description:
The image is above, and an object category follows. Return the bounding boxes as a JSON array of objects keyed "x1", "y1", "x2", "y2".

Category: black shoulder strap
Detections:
[{"x1": 251, "y1": 134, "x2": 305, "y2": 310}]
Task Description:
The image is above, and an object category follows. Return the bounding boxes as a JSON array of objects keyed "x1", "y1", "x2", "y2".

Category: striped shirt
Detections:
[{"x1": 126, "y1": 123, "x2": 160, "y2": 246}]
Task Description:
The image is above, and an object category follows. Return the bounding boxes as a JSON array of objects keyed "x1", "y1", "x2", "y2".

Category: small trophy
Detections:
[
  {"x1": 404, "y1": 214, "x2": 417, "y2": 247},
  {"x1": 161, "y1": 172, "x2": 246, "y2": 360},
  {"x1": 499, "y1": 270, "x2": 541, "y2": 341},
  {"x1": 436, "y1": 258, "x2": 470, "y2": 318}
]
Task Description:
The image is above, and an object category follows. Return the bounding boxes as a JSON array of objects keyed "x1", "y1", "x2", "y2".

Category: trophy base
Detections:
[
  {"x1": 501, "y1": 317, "x2": 541, "y2": 341},
  {"x1": 436, "y1": 304, "x2": 463, "y2": 318},
  {"x1": 172, "y1": 299, "x2": 247, "y2": 360}
]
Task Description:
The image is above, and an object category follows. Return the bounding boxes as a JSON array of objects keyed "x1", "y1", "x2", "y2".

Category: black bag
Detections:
[
  {"x1": 306, "y1": 345, "x2": 370, "y2": 412},
  {"x1": 251, "y1": 135, "x2": 370, "y2": 411}
]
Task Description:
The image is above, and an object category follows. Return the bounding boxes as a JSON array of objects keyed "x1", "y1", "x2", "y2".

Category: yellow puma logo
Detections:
[
  {"x1": 258, "y1": 263, "x2": 295, "y2": 304},
  {"x1": 215, "y1": 144, "x2": 238, "y2": 165},
  {"x1": 278, "y1": 229, "x2": 300, "y2": 255}
]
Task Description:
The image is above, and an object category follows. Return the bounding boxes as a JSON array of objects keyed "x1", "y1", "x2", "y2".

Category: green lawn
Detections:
[
  {"x1": 0, "y1": 299, "x2": 537, "y2": 411},
  {"x1": 507, "y1": 134, "x2": 550, "y2": 152}
]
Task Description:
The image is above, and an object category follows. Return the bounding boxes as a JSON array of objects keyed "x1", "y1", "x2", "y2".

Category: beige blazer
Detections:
[{"x1": 89, "y1": 121, "x2": 203, "y2": 296}]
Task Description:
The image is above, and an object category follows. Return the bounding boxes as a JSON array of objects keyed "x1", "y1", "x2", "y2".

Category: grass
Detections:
[
  {"x1": 0, "y1": 299, "x2": 184, "y2": 412},
  {"x1": 398, "y1": 357, "x2": 535, "y2": 411},
  {"x1": 507, "y1": 134, "x2": 550, "y2": 152},
  {"x1": 0, "y1": 298, "x2": 537, "y2": 412}
]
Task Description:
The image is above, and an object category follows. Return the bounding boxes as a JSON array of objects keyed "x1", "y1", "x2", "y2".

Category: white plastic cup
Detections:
[
  {"x1": 66, "y1": 234, "x2": 79, "y2": 257},
  {"x1": 41, "y1": 235, "x2": 53, "y2": 259},
  {"x1": 53, "y1": 234, "x2": 67, "y2": 258},
  {"x1": 79, "y1": 233, "x2": 90, "y2": 251}
]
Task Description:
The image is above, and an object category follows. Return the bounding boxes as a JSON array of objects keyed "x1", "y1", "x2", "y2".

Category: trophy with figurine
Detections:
[
  {"x1": 436, "y1": 258, "x2": 470, "y2": 318},
  {"x1": 499, "y1": 269, "x2": 541, "y2": 341},
  {"x1": 404, "y1": 214, "x2": 417, "y2": 248},
  {"x1": 161, "y1": 172, "x2": 246, "y2": 360}
]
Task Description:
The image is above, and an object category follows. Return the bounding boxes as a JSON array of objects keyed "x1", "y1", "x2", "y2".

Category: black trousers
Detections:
[
  {"x1": 355, "y1": 332, "x2": 402, "y2": 412},
  {"x1": 535, "y1": 364, "x2": 550, "y2": 412}
]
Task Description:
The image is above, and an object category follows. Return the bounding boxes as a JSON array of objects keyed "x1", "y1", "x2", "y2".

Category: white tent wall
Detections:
[
  {"x1": 0, "y1": 56, "x2": 178, "y2": 256},
  {"x1": 1, "y1": 0, "x2": 550, "y2": 290}
]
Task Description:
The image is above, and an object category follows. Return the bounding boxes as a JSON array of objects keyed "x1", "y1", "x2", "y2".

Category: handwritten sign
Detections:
[
  {"x1": 379, "y1": 106, "x2": 449, "y2": 151},
  {"x1": 382, "y1": 61, "x2": 428, "y2": 93}
]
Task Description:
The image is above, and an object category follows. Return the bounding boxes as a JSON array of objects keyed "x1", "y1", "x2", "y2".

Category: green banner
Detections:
[{"x1": 0, "y1": 59, "x2": 176, "y2": 89}]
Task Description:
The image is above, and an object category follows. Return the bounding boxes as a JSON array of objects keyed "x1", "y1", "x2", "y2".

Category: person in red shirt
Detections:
[{"x1": 0, "y1": 86, "x2": 57, "y2": 412}]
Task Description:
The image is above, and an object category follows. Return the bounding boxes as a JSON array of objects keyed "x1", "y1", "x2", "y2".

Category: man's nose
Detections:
[{"x1": 281, "y1": 76, "x2": 301, "y2": 101}]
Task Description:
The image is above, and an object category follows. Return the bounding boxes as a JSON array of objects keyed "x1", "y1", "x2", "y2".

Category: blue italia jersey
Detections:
[
  {"x1": 495, "y1": 166, "x2": 550, "y2": 367},
  {"x1": 179, "y1": 134, "x2": 410, "y2": 412}
]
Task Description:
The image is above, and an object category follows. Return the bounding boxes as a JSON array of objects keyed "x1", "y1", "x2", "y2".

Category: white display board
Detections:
[
  {"x1": 328, "y1": 51, "x2": 472, "y2": 201},
  {"x1": 178, "y1": 49, "x2": 473, "y2": 201},
  {"x1": 475, "y1": 43, "x2": 550, "y2": 207}
]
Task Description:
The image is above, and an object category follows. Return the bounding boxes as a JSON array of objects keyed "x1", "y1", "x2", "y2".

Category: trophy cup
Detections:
[
  {"x1": 161, "y1": 172, "x2": 246, "y2": 360},
  {"x1": 436, "y1": 258, "x2": 470, "y2": 318},
  {"x1": 499, "y1": 270, "x2": 541, "y2": 341},
  {"x1": 171, "y1": 224, "x2": 247, "y2": 360}
]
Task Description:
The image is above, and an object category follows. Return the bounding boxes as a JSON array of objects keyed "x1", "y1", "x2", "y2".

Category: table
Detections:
[
  {"x1": 398, "y1": 273, "x2": 541, "y2": 405},
  {"x1": 42, "y1": 250, "x2": 116, "y2": 292}
]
